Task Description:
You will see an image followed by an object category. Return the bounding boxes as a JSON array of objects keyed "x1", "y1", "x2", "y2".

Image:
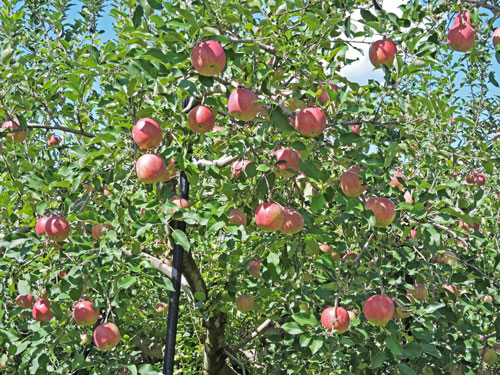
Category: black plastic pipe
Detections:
[{"x1": 164, "y1": 170, "x2": 189, "y2": 374}]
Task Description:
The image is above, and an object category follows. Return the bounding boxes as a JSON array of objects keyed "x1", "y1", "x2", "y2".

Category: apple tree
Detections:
[{"x1": 0, "y1": 0, "x2": 500, "y2": 374}]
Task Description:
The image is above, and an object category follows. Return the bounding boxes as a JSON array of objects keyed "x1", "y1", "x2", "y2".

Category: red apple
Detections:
[
  {"x1": 190, "y1": 40, "x2": 226, "y2": 76},
  {"x1": 365, "y1": 197, "x2": 396, "y2": 228},
  {"x1": 465, "y1": 172, "x2": 475, "y2": 184},
  {"x1": 369, "y1": 39, "x2": 397, "y2": 68},
  {"x1": 1, "y1": 119, "x2": 27, "y2": 143},
  {"x1": 45, "y1": 216, "x2": 70, "y2": 242},
  {"x1": 135, "y1": 154, "x2": 167, "y2": 184},
  {"x1": 483, "y1": 295, "x2": 493, "y2": 303},
  {"x1": 94, "y1": 322, "x2": 120, "y2": 350},
  {"x1": 92, "y1": 224, "x2": 103, "y2": 240},
  {"x1": 273, "y1": 148, "x2": 300, "y2": 178},
  {"x1": 228, "y1": 88, "x2": 261, "y2": 121},
  {"x1": 294, "y1": 107, "x2": 326, "y2": 137},
  {"x1": 280, "y1": 207, "x2": 304, "y2": 234},
  {"x1": 410, "y1": 229, "x2": 417, "y2": 240},
  {"x1": 320, "y1": 306, "x2": 350, "y2": 333},
  {"x1": 389, "y1": 170, "x2": 406, "y2": 191},
  {"x1": 16, "y1": 294, "x2": 34, "y2": 308},
  {"x1": 340, "y1": 167, "x2": 367, "y2": 198},
  {"x1": 363, "y1": 295, "x2": 394, "y2": 326},
  {"x1": 58, "y1": 271, "x2": 67, "y2": 278},
  {"x1": 229, "y1": 209, "x2": 247, "y2": 227},
  {"x1": 494, "y1": 28, "x2": 500, "y2": 47},
  {"x1": 319, "y1": 84, "x2": 339, "y2": 105},
  {"x1": 35, "y1": 216, "x2": 50, "y2": 236},
  {"x1": 319, "y1": 243, "x2": 340, "y2": 260},
  {"x1": 448, "y1": 13, "x2": 475, "y2": 52},
  {"x1": 474, "y1": 173, "x2": 485, "y2": 186},
  {"x1": 407, "y1": 284, "x2": 428, "y2": 302},
  {"x1": 249, "y1": 260, "x2": 262, "y2": 278},
  {"x1": 254, "y1": 203, "x2": 284, "y2": 232},
  {"x1": 236, "y1": 295, "x2": 254, "y2": 312},
  {"x1": 32, "y1": 299, "x2": 53, "y2": 322},
  {"x1": 350, "y1": 124, "x2": 360, "y2": 134},
  {"x1": 132, "y1": 118, "x2": 162, "y2": 149},
  {"x1": 168, "y1": 197, "x2": 191, "y2": 218},
  {"x1": 47, "y1": 135, "x2": 60, "y2": 146},
  {"x1": 231, "y1": 159, "x2": 252, "y2": 178},
  {"x1": 435, "y1": 251, "x2": 458, "y2": 266},
  {"x1": 73, "y1": 301, "x2": 100, "y2": 326},
  {"x1": 188, "y1": 105, "x2": 215, "y2": 133}
]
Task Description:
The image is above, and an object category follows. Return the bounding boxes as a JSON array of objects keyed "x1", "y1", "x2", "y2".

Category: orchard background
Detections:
[{"x1": 1, "y1": 0, "x2": 500, "y2": 374}]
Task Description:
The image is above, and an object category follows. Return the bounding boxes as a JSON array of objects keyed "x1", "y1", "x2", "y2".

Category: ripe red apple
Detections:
[
  {"x1": 407, "y1": 284, "x2": 428, "y2": 302},
  {"x1": 435, "y1": 251, "x2": 458, "y2": 266},
  {"x1": 448, "y1": 13, "x2": 475, "y2": 52},
  {"x1": 58, "y1": 271, "x2": 67, "y2": 278},
  {"x1": 236, "y1": 295, "x2": 254, "y2": 312},
  {"x1": 389, "y1": 170, "x2": 406, "y2": 190},
  {"x1": 188, "y1": 105, "x2": 215, "y2": 133},
  {"x1": 231, "y1": 159, "x2": 252, "y2": 178},
  {"x1": 136, "y1": 154, "x2": 168, "y2": 184},
  {"x1": 280, "y1": 207, "x2": 304, "y2": 234},
  {"x1": 168, "y1": 197, "x2": 191, "y2": 217},
  {"x1": 320, "y1": 306, "x2": 350, "y2": 333},
  {"x1": 229, "y1": 209, "x2": 247, "y2": 227},
  {"x1": 273, "y1": 148, "x2": 300, "y2": 178},
  {"x1": 249, "y1": 260, "x2": 262, "y2": 278},
  {"x1": 350, "y1": 124, "x2": 360, "y2": 134},
  {"x1": 16, "y1": 294, "x2": 34, "y2": 308},
  {"x1": 340, "y1": 167, "x2": 367, "y2": 198},
  {"x1": 369, "y1": 39, "x2": 397, "y2": 68},
  {"x1": 254, "y1": 203, "x2": 284, "y2": 232},
  {"x1": 319, "y1": 84, "x2": 339, "y2": 105},
  {"x1": 474, "y1": 173, "x2": 485, "y2": 186},
  {"x1": 132, "y1": 118, "x2": 162, "y2": 149},
  {"x1": 481, "y1": 347, "x2": 498, "y2": 364},
  {"x1": 294, "y1": 107, "x2": 326, "y2": 137},
  {"x1": 155, "y1": 302, "x2": 167, "y2": 314},
  {"x1": 1, "y1": 119, "x2": 27, "y2": 143},
  {"x1": 494, "y1": 28, "x2": 500, "y2": 47},
  {"x1": 365, "y1": 197, "x2": 396, "y2": 228},
  {"x1": 363, "y1": 295, "x2": 394, "y2": 326},
  {"x1": 32, "y1": 299, "x2": 53, "y2": 321},
  {"x1": 92, "y1": 224, "x2": 103, "y2": 240},
  {"x1": 190, "y1": 40, "x2": 226, "y2": 76},
  {"x1": 483, "y1": 295, "x2": 493, "y2": 303},
  {"x1": 228, "y1": 88, "x2": 261, "y2": 121},
  {"x1": 47, "y1": 135, "x2": 60, "y2": 146},
  {"x1": 94, "y1": 322, "x2": 120, "y2": 350},
  {"x1": 410, "y1": 229, "x2": 417, "y2": 240},
  {"x1": 73, "y1": 301, "x2": 100, "y2": 326},
  {"x1": 35, "y1": 216, "x2": 50, "y2": 235},
  {"x1": 45, "y1": 216, "x2": 70, "y2": 242}
]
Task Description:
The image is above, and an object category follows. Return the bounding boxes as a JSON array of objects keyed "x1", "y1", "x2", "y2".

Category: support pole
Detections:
[{"x1": 164, "y1": 170, "x2": 189, "y2": 375}]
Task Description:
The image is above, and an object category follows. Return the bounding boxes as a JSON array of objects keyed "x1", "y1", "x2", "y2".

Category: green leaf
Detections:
[
  {"x1": 495, "y1": 316, "x2": 500, "y2": 341},
  {"x1": 398, "y1": 363, "x2": 416, "y2": 375},
  {"x1": 421, "y1": 343, "x2": 442, "y2": 358},
  {"x1": 281, "y1": 322, "x2": 304, "y2": 335},
  {"x1": 310, "y1": 193, "x2": 326, "y2": 213},
  {"x1": 270, "y1": 107, "x2": 294, "y2": 131},
  {"x1": 292, "y1": 312, "x2": 318, "y2": 326},
  {"x1": 402, "y1": 342, "x2": 422, "y2": 359},
  {"x1": 369, "y1": 349, "x2": 385, "y2": 369},
  {"x1": 17, "y1": 280, "x2": 30, "y2": 295},
  {"x1": 299, "y1": 160, "x2": 320, "y2": 181},
  {"x1": 117, "y1": 276, "x2": 137, "y2": 290},
  {"x1": 309, "y1": 337, "x2": 323, "y2": 354},
  {"x1": 386, "y1": 336, "x2": 403, "y2": 356},
  {"x1": 132, "y1": 5, "x2": 144, "y2": 28},
  {"x1": 172, "y1": 229, "x2": 190, "y2": 251}
]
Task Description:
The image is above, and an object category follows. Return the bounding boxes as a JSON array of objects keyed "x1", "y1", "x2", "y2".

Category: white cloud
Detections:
[{"x1": 340, "y1": 0, "x2": 405, "y2": 85}]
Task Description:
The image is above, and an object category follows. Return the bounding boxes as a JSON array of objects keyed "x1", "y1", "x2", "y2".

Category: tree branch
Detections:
[
  {"x1": 27, "y1": 123, "x2": 95, "y2": 138},
  {"x1": 195, "y1": 155, "x2": 240, "y2": 168},
  {"x1": 231, "y1": 319, "x2": 274, "y2": 351},
  {"x1": 227, "y1": 37, "x2": 278, "y2": 56},
  {"x1": 463, "y1": 0, "x2": 500, "y2": 13},
  {"x1": 122, "y1": 249, "x2": 193, "y2": 301}
]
